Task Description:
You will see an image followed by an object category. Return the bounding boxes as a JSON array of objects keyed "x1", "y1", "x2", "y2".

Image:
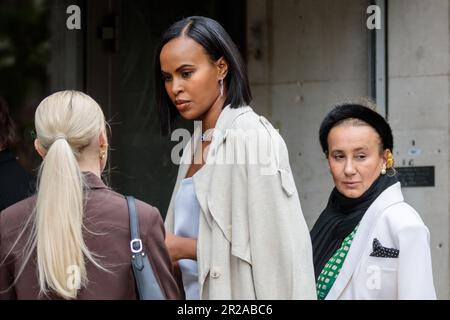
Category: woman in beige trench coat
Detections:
[{"x1": 154, "y1": 16, "x2": 316, "y2": 300}]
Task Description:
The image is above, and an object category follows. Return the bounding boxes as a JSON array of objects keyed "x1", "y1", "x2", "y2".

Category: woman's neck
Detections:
[
  {"x1": 200, "y1": 97, "x2": 226, "y2": 133},
  {"x1": 78, "y1": 157, "x2": 101, "y2": 178}
]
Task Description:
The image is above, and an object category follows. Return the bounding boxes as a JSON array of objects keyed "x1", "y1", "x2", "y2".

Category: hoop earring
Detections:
[{"x1": 219, "y1": 79, "x2": 224, "y2": 97}]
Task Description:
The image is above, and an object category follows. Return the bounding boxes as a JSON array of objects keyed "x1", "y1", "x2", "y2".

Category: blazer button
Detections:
[{"x1": 210, "y1": 268, "x2": 221, "y2": 279}]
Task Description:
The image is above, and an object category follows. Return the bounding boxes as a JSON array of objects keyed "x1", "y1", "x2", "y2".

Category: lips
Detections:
[
  {"x1": 342, "y1": 181, "x2": 360, "y2": 188},
  {"x1": 175, "y1": 100, "x2": 190, "y2": 111}
]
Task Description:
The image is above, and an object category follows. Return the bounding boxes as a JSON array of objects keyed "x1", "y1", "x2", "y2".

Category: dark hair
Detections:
[
  {"x1": 319, "y1": 103, "x2": 393, "y2": 154},
  {"x1": 154, "y1": 16, "x2": 252, "y2": 134},
  {"x1": 0, "y1": 96, "x2": 17, "y2": 150}
]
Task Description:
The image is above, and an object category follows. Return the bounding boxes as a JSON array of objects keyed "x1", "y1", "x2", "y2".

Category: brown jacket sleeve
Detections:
[
  {"x1": 137, "y1": 201, "x2": 181, "y2": 300},
  {"x1": 0, "y1": 211, "x2": 17, "y2": 300}
]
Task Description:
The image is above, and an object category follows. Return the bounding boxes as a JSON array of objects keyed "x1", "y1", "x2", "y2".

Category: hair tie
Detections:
[{"x1": 54, "y1": 135, "x2": 67, "y2": 141}]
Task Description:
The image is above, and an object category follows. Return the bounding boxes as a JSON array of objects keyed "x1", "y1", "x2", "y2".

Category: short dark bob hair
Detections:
[
  {"x1": 154, "y1": 16, "x2": 252, "y2": 134},
  {"x1": 319, "y1": 103, "x2": 393, "y2": 154}
]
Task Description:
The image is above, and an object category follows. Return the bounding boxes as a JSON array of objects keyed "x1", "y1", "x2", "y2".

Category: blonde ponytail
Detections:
[
  {"x1": 18, "y1": 90, "x2": 107, "y2": 299},
  {"x1": 35, "y1": 137, "x2": 87, "y2": 299}
]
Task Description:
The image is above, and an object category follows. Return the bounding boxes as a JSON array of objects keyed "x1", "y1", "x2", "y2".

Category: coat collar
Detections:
[
  {"x1": 205, "y1": 105, "x2": 253, "y2": 164},
  {"x1": 83, "y1": 171, "x2": 110, "y2": 190},
  {"x1": 192, "y1": 105, "x2": 252, "y2": 219},
  {"x1": 165, "y1": 105, "x2": 253, "y2": 231},
  {"x1": 179, "y1": 104, "x2": 253, "y2": 176},
  {"x1": 214, "y1": 105, "x2": 253, "y2": 135},
  {"x1": 326, "y1": 182, "x2": 404, "y2": 300}
]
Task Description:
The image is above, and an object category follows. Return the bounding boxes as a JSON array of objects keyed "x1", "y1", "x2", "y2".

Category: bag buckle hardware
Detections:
[{"x1": 130, "y1": 238, "x2": 143, "y2": 253}]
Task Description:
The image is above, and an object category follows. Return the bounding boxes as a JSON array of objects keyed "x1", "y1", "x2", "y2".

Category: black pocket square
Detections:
[{"x1": 369, "y1": 238, "x2": 399, "y2": 258}]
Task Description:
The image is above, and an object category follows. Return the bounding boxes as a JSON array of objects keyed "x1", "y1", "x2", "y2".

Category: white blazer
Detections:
[{"x1": 326, "y1": 182, "x2": 437, "y2": 300}]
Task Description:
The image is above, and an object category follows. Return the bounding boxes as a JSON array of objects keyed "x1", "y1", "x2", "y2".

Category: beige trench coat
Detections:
[{"x1": 165, "y1": 105, "x2": 316, "y2": 299}]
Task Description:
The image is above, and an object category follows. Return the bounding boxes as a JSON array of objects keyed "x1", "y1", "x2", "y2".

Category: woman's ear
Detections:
[
  {"x1": 99, "y1": 127, "x2": 108, "y2": 147},
  {"x1": 216, "y1": 57, "x2": 228, "y2": 80},
  {"x1": 382, "y1": 149, "x2": 389, "y2": 166},
  {"x1": 34, "y1": 139, "x2": 46, "y2": 159}
]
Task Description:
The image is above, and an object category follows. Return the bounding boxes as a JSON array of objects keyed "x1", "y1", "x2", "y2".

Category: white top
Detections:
[{"x1": 173, "y1": 177, "x2": 200, "y2": 300}]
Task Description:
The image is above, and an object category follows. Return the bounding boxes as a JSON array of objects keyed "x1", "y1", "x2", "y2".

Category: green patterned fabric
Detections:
[{"x1": 316, "y1": 224, "x2": 359, "y2": 300}]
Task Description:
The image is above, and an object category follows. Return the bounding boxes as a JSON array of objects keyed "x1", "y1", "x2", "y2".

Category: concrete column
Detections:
[{"x1": 388, "y1": 0, "x2": 450, "y2": 299}]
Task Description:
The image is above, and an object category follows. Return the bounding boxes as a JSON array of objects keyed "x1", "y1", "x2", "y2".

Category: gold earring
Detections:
[
  {"x1": 386, "y1": 150, "x2": 395, "y2": 169},
  {"x1": 99, "y1": 144, "x2": 107, "y2": 160}
]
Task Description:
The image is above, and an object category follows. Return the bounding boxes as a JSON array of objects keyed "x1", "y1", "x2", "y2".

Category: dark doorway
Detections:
[
  {"x1": 85, "y1": 0, "x2": 247, "y2": 216},
  {"x1": 0, "y1": 0, "x2": 246, "y2": 216},
  {"x1": 0, "y1": 0, "x2": 52, "y2": 173}
]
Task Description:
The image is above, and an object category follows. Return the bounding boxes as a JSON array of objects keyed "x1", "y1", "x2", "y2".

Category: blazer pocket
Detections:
[
  {"x1": 363, "y1": 256, "x2": 398, "y2": 299},
  {"x1": 365, "y1": 256, "x2": 398, "y2": 271},
  {"x1": 369, "y1": 238, "x2": 399, "y2": 258}
]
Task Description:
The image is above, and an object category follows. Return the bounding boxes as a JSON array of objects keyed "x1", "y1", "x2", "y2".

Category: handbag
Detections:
[{"x1": 126, "y1": 196, "x2": 165, "y2": 300}]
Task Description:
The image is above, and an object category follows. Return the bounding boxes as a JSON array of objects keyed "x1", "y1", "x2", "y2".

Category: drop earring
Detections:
[
  {"x1": 381, "y1": 166, "x2": 387, "y2": 175},
  {"x1": 219, "y1": 79, "x2": 224, "y2": 97}
]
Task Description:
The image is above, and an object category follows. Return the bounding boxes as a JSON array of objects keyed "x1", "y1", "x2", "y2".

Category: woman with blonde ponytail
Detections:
[{"x1": 0, "y1": 91, "x2": 180, "y2": 300}]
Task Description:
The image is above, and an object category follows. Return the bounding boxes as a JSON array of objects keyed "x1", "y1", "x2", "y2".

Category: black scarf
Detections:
[{"x1": 310, "y1": 174, "x2": 398, "y2": 278}]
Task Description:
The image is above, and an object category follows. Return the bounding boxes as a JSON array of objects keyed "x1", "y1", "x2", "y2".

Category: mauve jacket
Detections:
[{"x1": 0, "y1": 172, "x2": 180, "y2": 300}]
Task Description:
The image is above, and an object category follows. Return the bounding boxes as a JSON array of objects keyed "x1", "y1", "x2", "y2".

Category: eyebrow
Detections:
[
  {"x1": 161, "y1": 64, "x2": 195, "y2": 74},
  {"x1": 330, "y1": 147, "x2": 369, "y2": 154}
]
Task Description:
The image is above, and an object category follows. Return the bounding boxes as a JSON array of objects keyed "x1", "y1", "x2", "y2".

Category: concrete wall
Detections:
[
  {"x1": 246, "y1": 0, "x2": 369, "y2": 227},
  {"x1": 246, "y1": 0, "x2": 450, "y2": 299},
  {"x1": 388, "y1": 0, "x2": 450, "y2": 299}
]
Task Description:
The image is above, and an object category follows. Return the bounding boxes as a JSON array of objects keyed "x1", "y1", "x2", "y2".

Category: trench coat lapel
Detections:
[
  {"x1": 192, "y1": 105, "x2": 253, "y2": 227},
  {"x1": 325, "y1": 183, "x2": 404, "y2": 300},
  {"x1": 165, "y1": 105, "x2": 254, "y2": 231}
]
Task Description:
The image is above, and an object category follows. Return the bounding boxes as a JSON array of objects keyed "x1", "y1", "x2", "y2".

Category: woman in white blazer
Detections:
[
  {"x1": 153, "y1": 16, "x2": 316, "y2": 300},
  {"x1": 310, "y1": 102, "x2": 436, "y2": 300}
]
